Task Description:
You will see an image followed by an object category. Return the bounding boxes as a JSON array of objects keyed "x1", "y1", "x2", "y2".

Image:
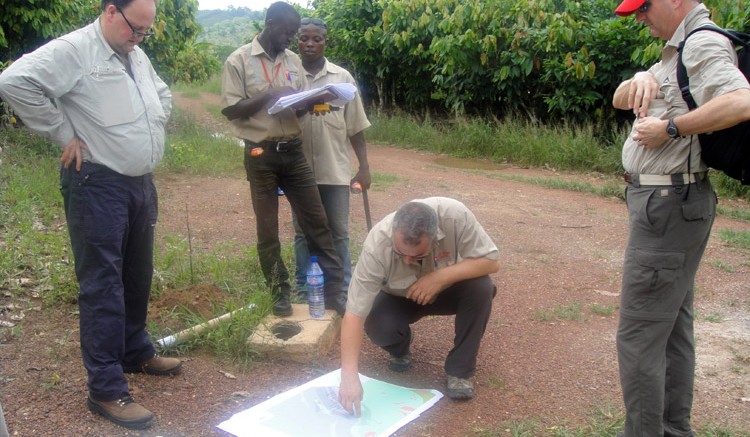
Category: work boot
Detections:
[
  {"x1": 87, "y1": 395, "x2": 154, "y2": 429},
  {"x1": 272, "y1": 293, "x2": 293, "y2": 317},
  {"x1": 324, "y1": 293, "x2": 347, "y2": 316},
  {"x1": 446, "y1": 374, "x2": 474, "y2": 399},
  {"x1": 123, "y1": 354, "x2": 183, "y2": 376}
]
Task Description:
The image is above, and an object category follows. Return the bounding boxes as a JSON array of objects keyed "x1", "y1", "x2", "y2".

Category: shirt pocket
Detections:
[{"x1": 88, "y1": 65, "x2": 136, "y2": 127}]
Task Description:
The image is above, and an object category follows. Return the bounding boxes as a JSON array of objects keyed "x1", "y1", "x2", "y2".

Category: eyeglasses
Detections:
[
  {"x1": 300, "y1": 17, "x2": 327, "y2": 29},
  {"x1": 637, "y1": 1, "x2": 651, "y2": 13},
  {"x1": 393, "y1": 247, "x2": 431, "y2": 261},
  {"x1": 116, "y1": 6, "x2": 155, "y2": 38}
]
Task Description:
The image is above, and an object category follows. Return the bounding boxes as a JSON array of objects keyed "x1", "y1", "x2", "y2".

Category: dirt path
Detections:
[{"x1": 0, "y1": 92, "x2": 748, "y2": 436}]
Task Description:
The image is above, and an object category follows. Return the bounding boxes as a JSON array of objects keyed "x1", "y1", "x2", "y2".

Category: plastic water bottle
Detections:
[{"x1": 306, "y1": 256, "x2": 325, "y2": 318}]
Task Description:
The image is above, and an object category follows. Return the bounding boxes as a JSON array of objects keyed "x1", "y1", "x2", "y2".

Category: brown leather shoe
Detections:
[
  {"x1": 123, "y1": 354, "x2": 183, "y2": 376},
  {"x1": 87, "y1": 395, "x2": 154, "y2": 429}
]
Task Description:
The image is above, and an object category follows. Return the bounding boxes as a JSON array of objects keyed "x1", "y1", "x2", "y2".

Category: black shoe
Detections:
[
  {"x1": 388, "y1": 331, "x2": 414, "y2": 372},
  {"x1": 324, "y1": 293, "x2": 347, "y2": 316},
  {"x1": 272, "y1": 294, "x2": 293, "y2": 317}
]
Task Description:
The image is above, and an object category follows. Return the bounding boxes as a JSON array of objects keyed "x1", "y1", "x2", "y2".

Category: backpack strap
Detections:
[{"x1": 677, "y1": 25, "x2": 744, "y2": 110}]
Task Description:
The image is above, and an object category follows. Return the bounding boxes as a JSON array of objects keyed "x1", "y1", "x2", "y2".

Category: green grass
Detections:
[
  {"x1": 161, "y1": 108, "x2": 244, "y2": 177},
  {"x1": 171, "y1": 73, "x2": 222, "y2": 96},
  {"x1": 468, "y1": 405, "x2": 750, "y2": 436},
  {"x1": 368, "y1": 113, "x2": 750, "y2": 202},
  {"x1": 534, "y1": 303, "x2": 585, "y2": 322},
  {"x1": 0, "y1": 128, "x2": 78, "y2": 305},
  {"x1": 716, "y1": 229, "x2": 750, "y2": 252},
  {"x1": 590, "y1": 303, "x2": 618, "y2": 317}
]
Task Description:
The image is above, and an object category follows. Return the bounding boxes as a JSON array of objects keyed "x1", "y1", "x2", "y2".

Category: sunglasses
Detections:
[
  {"x1": 116, "y1": 6, "x2": 155, "y2": 38},
  {"x1": 637, "y1": 1, "x2": 651, "y2": 13},
  {"x1": 300, "y1": 17, "x2": 327, "y2": 29}
]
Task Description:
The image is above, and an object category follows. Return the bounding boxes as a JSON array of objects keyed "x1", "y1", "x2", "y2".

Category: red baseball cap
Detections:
[{"x1": 615, "y1": 0, "x2": 646, "y2": 16}]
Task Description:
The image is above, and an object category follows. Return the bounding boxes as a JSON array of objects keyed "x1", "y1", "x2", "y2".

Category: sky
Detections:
[{"x1": 197, "y1": 0, "x2": 307, "y2": 11}]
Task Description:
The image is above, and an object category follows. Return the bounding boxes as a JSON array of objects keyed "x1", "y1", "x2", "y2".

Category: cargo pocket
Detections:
[{"x1": 621, "y1": 248, "x2": 685, "y2": 316}]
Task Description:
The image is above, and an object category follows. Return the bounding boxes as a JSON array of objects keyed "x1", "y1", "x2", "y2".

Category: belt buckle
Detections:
[{"x1": 275, "y1": 141, "x2": 289, "y2": 152}]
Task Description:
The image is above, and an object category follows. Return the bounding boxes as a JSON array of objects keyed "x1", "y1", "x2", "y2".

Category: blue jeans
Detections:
[
  {"x1": 293, "y1": 185, "x2": 351, "y2": 293},
  {"x1": 243, "y1": 142, "x2": 344, "y2": 299},
  {"x1": 60, "y1": 163, "x2": 157, "y2": 402}
]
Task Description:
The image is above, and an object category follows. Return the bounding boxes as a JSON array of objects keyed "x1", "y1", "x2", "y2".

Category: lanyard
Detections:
[{"x1": 260, "y1": 58, "x2": 282, "y2": 84}]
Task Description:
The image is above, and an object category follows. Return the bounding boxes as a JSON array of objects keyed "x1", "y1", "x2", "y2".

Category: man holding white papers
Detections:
[
  {"x1": 220, "y1": 2, "x2": 346, "y2": 316},
  {"x1": 293, "y1": 17, "x2": 372, "y2": 299},
  {"x1": 338, "y1": 197, "x2": 500, "y2": 415}
]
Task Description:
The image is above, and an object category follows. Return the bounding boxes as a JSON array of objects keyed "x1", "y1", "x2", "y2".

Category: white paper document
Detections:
[
  {"x1": 216, "y1": 369, "x2": 443, "y2": 437},
  {"x1": 267, "y1": 83, "x2": 357, "y2": 115}
]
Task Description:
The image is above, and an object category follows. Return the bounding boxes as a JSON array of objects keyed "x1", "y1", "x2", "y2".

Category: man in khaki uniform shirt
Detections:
[
  {"x1": 293, "y1": 17, "x2": 372, "y2": 295},
  {"x1": 220, "y1": 2, "x2": 345, "y2": 317},
  {"x1": 337, "y1": 197, "x2": 500, "y2": 415},
  {"x1": 612, "y1": 0, "x2": 750, "y2": 434}
]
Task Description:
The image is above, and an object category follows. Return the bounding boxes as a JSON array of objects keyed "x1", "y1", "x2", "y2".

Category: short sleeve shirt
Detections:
[
  {"x1": 621, "y1": 4, "x2": 750, "y2": 174},
  {"x1": 220, "y1": 36, "x2": 305, "y2": 142},
  {"x1": 347, "y1": 197, "x2": 500, "y2": 318},
  {"x1": 300, "y1": 59, "x2": 371, "y2": 185}
]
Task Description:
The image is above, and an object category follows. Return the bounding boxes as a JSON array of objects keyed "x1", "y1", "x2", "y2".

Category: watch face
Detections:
[{"x1": 667, "y1": 120, "x2": 679, "y2": 138}]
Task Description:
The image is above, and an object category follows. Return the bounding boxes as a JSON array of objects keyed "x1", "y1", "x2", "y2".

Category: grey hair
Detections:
[{"x1": 392, "y1": 202, "x2": 437, "y2": 246}]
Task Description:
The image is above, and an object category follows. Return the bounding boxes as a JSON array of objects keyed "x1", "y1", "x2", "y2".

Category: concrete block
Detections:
[{"x1": 247, "y1": 304, "x2": 341, "y2": 363}]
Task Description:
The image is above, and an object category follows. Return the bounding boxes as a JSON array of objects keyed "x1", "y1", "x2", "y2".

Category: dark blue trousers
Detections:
[{"x1": 60, "y1": 163, "x2": 157, "y2": 401}]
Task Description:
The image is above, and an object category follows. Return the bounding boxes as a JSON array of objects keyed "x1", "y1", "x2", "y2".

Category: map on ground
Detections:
[{"x1": 216, "y1": 369, "x2": 443, "y2": 437}]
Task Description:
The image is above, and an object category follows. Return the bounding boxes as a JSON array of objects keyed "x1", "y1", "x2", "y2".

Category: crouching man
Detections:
[{"x1": 337, "y1": 197, "x2": 500, "y2": 415}]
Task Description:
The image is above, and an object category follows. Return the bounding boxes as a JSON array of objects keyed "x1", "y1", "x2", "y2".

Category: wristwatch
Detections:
[{"x1": 666, "y1": 118, "x2": 681, "y2": 139}]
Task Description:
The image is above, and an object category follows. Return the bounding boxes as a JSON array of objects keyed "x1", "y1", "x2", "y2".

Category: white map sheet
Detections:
[
  {"x1": 267, "y1": 83, "x2": 357, "y2": 115},
  {"x1": 216, "y1": 369, "x2": 443, "y2": 437}
]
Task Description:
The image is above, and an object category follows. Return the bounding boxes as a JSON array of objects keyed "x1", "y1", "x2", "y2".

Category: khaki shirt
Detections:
[
  {"x1": 220, "y1": 37, "x2": 304, "y2": 142},
  {"x1": 347, "y1": 197, "x2": 500, "y2": 318},
  {"x1": 0, "y1": 18, "x2": 171, "y2": 177},
  {"x1": 300, "y1": 59, "x2": 371, "y2": 185},
  {"x1": 621, "y1": 4, "x2": 750, "y2": 174}
]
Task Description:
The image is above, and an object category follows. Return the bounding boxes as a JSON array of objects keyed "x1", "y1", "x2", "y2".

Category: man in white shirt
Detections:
[{"x1": 0, "y1": 0, "x2": 178, "y2": 430}]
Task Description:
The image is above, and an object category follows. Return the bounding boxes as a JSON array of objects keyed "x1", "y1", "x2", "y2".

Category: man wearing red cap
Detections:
[{"x1": 612, "y1": 0, "x2": 750, "y2": 435}]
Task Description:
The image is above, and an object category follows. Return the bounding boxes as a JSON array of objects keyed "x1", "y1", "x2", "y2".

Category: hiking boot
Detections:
[
  {"x1": 388, "y1": 331, "x2": 413, "y2": 372},
  {"x1": 87, "y1": 395, "x2": 154, "y2": 429},
  {"x1": 272, "y1": 293, "x2": 293, "y2": 317},
  {"x1": 446, "y1": 374, "x2": 474, "y2": 399},
  {"x1": 324, "y1": 293, "x2": 347, "y2": 316},
  {"x1": 123, "y1": 354, "x2": 183, "y2": 376}
]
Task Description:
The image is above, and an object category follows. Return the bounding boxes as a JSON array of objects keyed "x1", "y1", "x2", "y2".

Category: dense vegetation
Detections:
[
  {"x1": 312, "y1": 0, "x2": 750, "y2": 124},
  {"x1": 0, "y1": 0, "x2": 220, "y2": 85}
]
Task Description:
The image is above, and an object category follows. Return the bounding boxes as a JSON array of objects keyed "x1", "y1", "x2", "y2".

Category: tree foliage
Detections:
[
  {"x1": 311, "y1": 0, "x2": 750, "y2": 124},
  {"x1": 0, "y1": 0, "x2": 99, "y2": 62},
  {"x1": 0, "y1": 0, "x2": 221, "y2": 85}
]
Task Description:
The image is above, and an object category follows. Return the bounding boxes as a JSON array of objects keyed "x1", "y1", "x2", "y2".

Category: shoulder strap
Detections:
[{"x1": 676, "y1": 25, "x2": 742, "y2": 110}]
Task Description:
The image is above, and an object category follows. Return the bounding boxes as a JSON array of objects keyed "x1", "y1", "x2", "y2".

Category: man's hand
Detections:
[
  {"x1": 60, "y1": 137, "x2": 89, "y2": 171},
  {"x1": 352, "y1": 166, "x2": 371, "y2": 191},
  {"x1": 338, "y1": 370, "x2": 363, "y2": 416},
  {"x1": 627, "y1": 72, "x2": 659, "y2": 118},
  {"x1": 631, "y1": 116, "x2": 669, "y2": 149},
  {"x1": 406, "y1": 272, "x2": 446, "y2": 305}
]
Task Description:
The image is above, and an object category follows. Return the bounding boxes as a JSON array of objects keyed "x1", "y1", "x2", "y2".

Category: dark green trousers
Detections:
[{"x1": 617, "y1": 179, "x2": 716, "y2": 437}]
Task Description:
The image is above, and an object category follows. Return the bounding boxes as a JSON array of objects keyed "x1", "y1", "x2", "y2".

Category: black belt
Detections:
[{"x1": 244, "y1": 138, "x2": 301, "y2": 152}]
